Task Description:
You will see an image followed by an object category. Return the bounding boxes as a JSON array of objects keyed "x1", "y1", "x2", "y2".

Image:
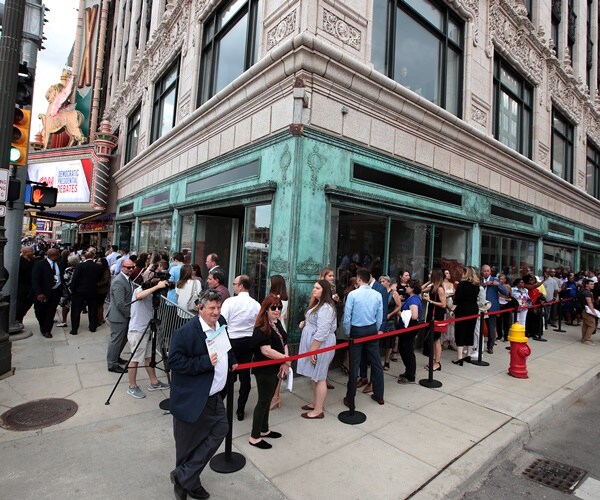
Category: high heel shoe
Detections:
[
  {"x1": 424, "y1": 363, "x2": 441, "y2": 371},
  {"x1": 270, "y1": 397, "x2": 281, "y2": 410},
  {"x1": 463, "y1": 356, "x2": 471, "y2": 363},
  {"x1": 451, "y1": 359, "x2": 463, "y2": 366}
]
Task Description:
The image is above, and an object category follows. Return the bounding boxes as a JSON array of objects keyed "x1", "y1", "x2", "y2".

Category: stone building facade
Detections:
[{"x1": 103, "y1": 0, "x2": 600, "y2": 334}]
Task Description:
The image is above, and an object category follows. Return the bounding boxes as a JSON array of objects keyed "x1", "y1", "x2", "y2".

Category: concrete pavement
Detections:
[{"x1": 1, "y1": 311, "x2": 599, "y2": 499}]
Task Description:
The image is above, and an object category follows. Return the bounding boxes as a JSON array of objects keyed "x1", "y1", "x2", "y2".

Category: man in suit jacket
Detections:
[
  {"x1": 70, "y1": 252, "x2": 104, "y2": 335},
  {"x1": 106, "y1": 258, "x2": 135, "y2": 372},
  {"x1": 481, "y1": 264, "x2": 507, "y2": 353},
  {"x1": 31, "y1": 248, "x2": 62, "y2": 338},
  {"x1": 168, "y1": 289, "x2": 236, "y2": 500},
  {"x1": 202, "y1": 253, "x2": 226, "y2": 291}
]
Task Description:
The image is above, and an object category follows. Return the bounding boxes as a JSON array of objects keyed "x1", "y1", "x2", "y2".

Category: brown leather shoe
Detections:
[
  {"x1": 42, "y1": 332, "x2": 53, "y2": 338},
  {"x1": 362, "y1": 384, "x2": 373, "y2": 394},
  {"x1": 371, "y1": 394, "x2": 384, "y2": 405},
  {"x1": 356, "y1": 378, "x2": 368, "y2": 388}
]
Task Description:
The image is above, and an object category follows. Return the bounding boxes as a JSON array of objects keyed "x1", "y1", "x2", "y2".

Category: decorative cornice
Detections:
[{"x1": 547, "y1": 59, "x2": 584, "y2": 124}]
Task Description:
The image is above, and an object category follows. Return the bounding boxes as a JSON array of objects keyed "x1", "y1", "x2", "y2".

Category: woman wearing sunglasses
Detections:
[
  {"x1": 297, "y1": 280, "x2": 337, "y2": 419},
  {"x1": 248, "y1": 294, "x2": 289, "y2": 449}
]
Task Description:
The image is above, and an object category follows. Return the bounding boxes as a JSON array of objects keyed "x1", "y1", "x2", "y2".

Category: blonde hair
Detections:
[{"x1": 462, "y1": 266, "x2": 481, "y2": 285}]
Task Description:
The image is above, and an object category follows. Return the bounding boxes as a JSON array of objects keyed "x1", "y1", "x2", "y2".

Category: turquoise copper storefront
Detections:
[{"x1": 114, "y1": 128, "x2": 600, "y2": 339}]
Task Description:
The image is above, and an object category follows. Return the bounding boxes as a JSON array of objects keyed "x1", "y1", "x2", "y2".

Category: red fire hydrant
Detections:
[{"x1": 508, "y1": 322, "x2": 531, "y2": 378}]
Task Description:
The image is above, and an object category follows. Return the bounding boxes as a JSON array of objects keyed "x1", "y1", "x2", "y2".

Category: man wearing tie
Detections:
[
  {"x1": 106, "y1": 258, "x2": 135, "y2": 373},
  {"x1": 31, "y1": 248, "x2": 62, "y2": 339}
]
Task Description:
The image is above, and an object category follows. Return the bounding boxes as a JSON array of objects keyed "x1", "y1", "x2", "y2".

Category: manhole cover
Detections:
[
  {"x1": 0, "y1": 398, "x2": 78, "y2": 431},
  {"x1": 522, "y1": 458, "x2": 587, "y2": 493}
]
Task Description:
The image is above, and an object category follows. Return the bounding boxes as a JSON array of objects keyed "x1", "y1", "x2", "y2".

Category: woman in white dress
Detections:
[{"x1": 297, "y1": 280, "x2": 337, "y2": 419}]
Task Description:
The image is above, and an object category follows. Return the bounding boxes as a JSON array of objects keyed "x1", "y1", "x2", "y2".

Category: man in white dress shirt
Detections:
[{"x1": 220, "y1": 275, "x2": 260, "y2": 421}]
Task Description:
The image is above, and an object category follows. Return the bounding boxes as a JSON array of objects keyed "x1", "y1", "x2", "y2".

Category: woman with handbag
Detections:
[{"x1": 176, "y1": 265, "x2": 198, "y2": 317}]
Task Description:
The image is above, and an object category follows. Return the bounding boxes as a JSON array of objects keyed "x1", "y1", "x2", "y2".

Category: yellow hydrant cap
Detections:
[{"x1": 508, "y1": 322, "x2": 528, "y2": 343}]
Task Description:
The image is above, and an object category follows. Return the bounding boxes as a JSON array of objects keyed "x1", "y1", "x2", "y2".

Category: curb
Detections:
[{"x1": 411, "y1": 366, "x2": 600, "y2": 499}]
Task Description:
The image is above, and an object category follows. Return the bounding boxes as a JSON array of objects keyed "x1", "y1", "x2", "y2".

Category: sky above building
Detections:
[{"x1": 31, "y1": 0, "x2": 79, "y2": 136}]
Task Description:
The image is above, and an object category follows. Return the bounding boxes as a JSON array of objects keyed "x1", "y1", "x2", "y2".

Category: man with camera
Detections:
[{"x1": 125, "y1": 277, "x2": 171, "y2": 398}]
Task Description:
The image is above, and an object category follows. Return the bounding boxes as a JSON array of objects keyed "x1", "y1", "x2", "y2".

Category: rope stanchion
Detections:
[
  {"x1": 470, "y1": 311, "x2": 490, "y2": 367},
  {"x1": 554, "y1": 298, "x2": 567, "y2": 332},
  {"x1": 338, "y1": 337, "x2": 366, "y2": 425},
  {"x1": 210, "y1": 371, "x2": 246, "y2": 473},
  {"x1": 419, "y1": 317, "x2": 442, "y2": 389}
]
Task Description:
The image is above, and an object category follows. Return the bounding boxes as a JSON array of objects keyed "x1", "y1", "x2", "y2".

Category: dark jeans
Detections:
[
  {"x1": 346, "y1": 324, "x2": 384, "y2": 400},
  {"x1": 251, "y1": 372, "x2": 279, "y2": 439},
  {"x1": 397, "y1": 328, "x2": 417, "y2": 381},
  {"x1": 485, "y1": 315, "x2": 497, "y2": 349},
  {"x1": 230, "y1": 337, "x2": 253, "y2": 413}
]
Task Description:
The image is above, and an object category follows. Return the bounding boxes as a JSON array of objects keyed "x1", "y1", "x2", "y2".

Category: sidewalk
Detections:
[{"x1": 1, "y1": 312, "x2": 598, "y2": 499}]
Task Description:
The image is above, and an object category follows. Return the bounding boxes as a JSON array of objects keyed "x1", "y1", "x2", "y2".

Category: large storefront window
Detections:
[
  {"x1": 334, "y1": 210, "x2": 467, "y2": 290},
  {"x1": 581, "y1": 250, "x2": 600, "y2": 272},
  {"x1": 481, "y1": 232, "x2": 535, "y2": 281},
  {"x1": 180, "y1": 214, "x2": 195, "y2": 264},
  {"x1": 244, "y1": 204, "x2": 271, "y2": 301},
  {"x1": 138, "y1": 217, "x2": 172, "y2": 255},
  {"x1": 543, "y1": 242, "x2": 575, "y2": 274},
  {"x1": 196, "y1": 215, "x2": 234, "y2": 283}
]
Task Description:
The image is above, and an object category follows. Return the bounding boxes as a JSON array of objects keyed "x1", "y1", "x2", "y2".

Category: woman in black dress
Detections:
[
  {"x1": 452, "y1": 266, "x2": 480, "y2": 365},
  {"x1": 422, "y1": 268, "x2": 446, "y2": 371}
]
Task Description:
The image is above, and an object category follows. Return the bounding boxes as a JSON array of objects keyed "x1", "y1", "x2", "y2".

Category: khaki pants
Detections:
[{"x1": 581, "y1": 312, "x2": 596, "y2": 343}]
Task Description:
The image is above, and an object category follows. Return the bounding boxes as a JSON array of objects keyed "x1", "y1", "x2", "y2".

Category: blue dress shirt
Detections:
[{"x1": 343, "y1": 284, "x2": 383, "y2": 335}]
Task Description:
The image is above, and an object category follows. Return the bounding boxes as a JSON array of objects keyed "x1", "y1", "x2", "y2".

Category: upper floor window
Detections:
[
  {"x1": 198, "y1": 0, "x2": 261, "y2": 106},
  {"x1": 551, "y1": 109, "x2": 574, "y2": 183},
  {"x1": 493, "y1": 57, "x2": 533, "y2": 158},
  {"x1": 587, "y1": 0, "x2": 593, "y2": 90},
  {"x1": 125, "y1": 105, "x2": 141, "y2": 164},
  {"x1": 524, "y1": 0, "x2": 533, "y2": 21},
  {"x1": 586, "y1": 140, "x2": 600, "y2": 199},
  {"x1": 372, "y1": 0, "x2": 464, "y2": 117},
  {"x1": 151, "y1": 59, "x2": 180, "y2": 144},
  {"x1": 551, "y1": 0, "x2": 561, "y2": 54},
  {"x1": 567, "y1": 0, "x2": 576, "y2": 64}
]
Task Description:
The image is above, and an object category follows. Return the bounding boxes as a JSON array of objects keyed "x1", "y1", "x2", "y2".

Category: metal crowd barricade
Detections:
[{"x1": 156, "y1": 295, "x2": 195, "y2": 358}]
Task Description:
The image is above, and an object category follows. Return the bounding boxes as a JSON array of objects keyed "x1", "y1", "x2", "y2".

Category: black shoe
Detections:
[
  {"x1": 260, "y1": 430, "x2": 282, "y2": 439},
  {"x1": 188, "y1": 485, "x2": 210, "y2": 499},
  {"x1": 108, "y1": 366, "x2": 127, "y2": 373},
  {"x1": 236, "y1": 410, "x2": 244, "y2": 421},
  {"x1": 371, "y1": 394, "x2": 384, "y2": 405},
  {"x1": 249, "y1": 439, "x2": 272, "y2": 449},
  {"x1": 69, "y1": 330, "x2": 78, "y2": 335},
  {"x1": 89, "y1": 328, "x2": 96, "y2": 333},
  {"x1": 532, "y1": 336, "x2": 548, "y2": 342},
  {"x1": 118, "y1": 357, "x2": 128, "y2": 365},
  {"x1": 170, "y1": 471, "x2": 187, "y2": 500}
]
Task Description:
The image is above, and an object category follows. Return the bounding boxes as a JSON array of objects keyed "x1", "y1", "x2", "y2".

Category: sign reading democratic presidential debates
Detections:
[{"x1": 27, "y1": 159, "x2": 92, "y2": 204}]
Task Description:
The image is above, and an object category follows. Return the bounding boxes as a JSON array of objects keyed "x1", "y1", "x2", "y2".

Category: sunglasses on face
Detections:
[{"x1": 269, "y1": 305, "x2": 283, "y2": 311}]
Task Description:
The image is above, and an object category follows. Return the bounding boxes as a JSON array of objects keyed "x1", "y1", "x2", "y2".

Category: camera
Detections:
[
  {"x1": 422, "y1": 292, "x2": 429, "y2": 300},
  {"x1": 154, "y1": 271, "x2": 171, "y2": 280}
]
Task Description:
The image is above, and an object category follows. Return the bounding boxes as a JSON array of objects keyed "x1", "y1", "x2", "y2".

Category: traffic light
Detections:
[
  {"x1": 28, "y1": 185, "x2": 58, "y2": 208},
  {"x1": 16, "y1": 63, "x2": 34, "y2": 107},
  {"x1": 10, "y1": 108, "x2": 31, "y2": 166}
]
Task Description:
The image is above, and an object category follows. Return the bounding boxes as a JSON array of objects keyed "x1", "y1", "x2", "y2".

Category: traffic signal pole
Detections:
[{"x1": 0, "y1": 0, "x2": 26, "y2": 376}]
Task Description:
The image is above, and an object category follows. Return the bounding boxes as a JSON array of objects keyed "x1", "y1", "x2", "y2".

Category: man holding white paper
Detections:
[
  {"x1": 168, "y1": 289, "x2": 237, "y2": 500},
  {"x1": 580, "y1": 279, "x2": 598, "y2": 345}
]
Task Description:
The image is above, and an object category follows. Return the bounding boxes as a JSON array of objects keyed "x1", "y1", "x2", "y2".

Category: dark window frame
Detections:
[
  {"x1": 373, "y1": 0, "x2": 465, "y2": 117},
  {"x1": 151, "y1": 58, "x2": 180, "y2": 144},
  {"x1": 551, "y1": 108, "x2": 574, "y2": 184},
  {"x1": 198, "y1": 0, "x2": 260, "y2": 106},
  {"x1": 586, "y1": 139, "x2": 600, "y2": 199},
  {"x1": 125, "y1": 105, "x2": 141, "y2": 164},
  {"x1": 492, "y1": 57, "x2": 534, "y2": 158}
]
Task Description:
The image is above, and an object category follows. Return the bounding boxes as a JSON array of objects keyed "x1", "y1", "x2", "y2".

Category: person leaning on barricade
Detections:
[{"x1": 168, "y1": 289, "x2": 237, "y2": 500}]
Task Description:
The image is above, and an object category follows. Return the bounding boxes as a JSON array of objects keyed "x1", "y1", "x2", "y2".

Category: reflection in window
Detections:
[
  {"x1": 373, "y1": 0, "x2": 464, "y2": 116},
  {"x1": 551, "y1": 109, "x2": 574, "y2": 183},
  {"x1": 581, "y1": 250, "x2": 600, "y2": 272},
  {"x1": 125, "y1": 105, "x2": 141, "y2": 164},
  {"x1": 481, "y1": 232, "x2": 535, "y2": 282},
  {"x1": 493, "y1": 57, "x2": 533, "y2": 158},
  {"x1": 151, "y1": 59, "x2": 180, "y2": 143},
  {"x1": 586, "y1": 141, "x2": 600, "y2": 199},
  {"x1": 180, "y1": 215, "x2": 195, "y2": 264},
  {"x1": 199, "y1": 0, "x2": 261, "y2": 105},
  {"x1": 138, "y1": 218, "x2": 173, "y2": 254},
  {"x1": 543, "y1": 243, "x2": 574, "y2": 274},
  {"x1": 244, "y1": 205, "x2": 271, "y2": 301}
]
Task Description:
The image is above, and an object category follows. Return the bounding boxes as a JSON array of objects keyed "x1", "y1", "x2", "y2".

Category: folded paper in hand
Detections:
[{"x1": 205, "y1": 324, "x2": 231, "y2": 359}]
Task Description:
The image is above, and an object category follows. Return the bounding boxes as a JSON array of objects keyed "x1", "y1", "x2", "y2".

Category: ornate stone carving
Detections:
[
  {"x1": 322, "y1": 9, "x2": 361, "y2": 51},
  {"x1": 270, "y1": 257, "x2": 288, "y2": 274},
  {"x1": 547, "y1": 60, "x2": 583, "y2": 124},
  {"x1": 446, "y1": 0, "x2": 480, "y2": 46},
  {"x1": 538, "y1": 142, "x2": 549, "y2": 165},
  {"x1": 194, "y1": 0, "x2": 207, "y2": 18},
  {"x1": 266, "y1": 10, "x2": 297, "y2": 50},
  {"x1": 296, "y1": 257, "x2": 322, "y2": 276},
  {"x1": 471, "y1": 106, "x2": 487, "y2": 127},
  {"x1": 487, "y1": 0, "x2": 549, "y2": 85},
  {"x1": 307, "y1": 145, "x2": 324, "y2": 195}
]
